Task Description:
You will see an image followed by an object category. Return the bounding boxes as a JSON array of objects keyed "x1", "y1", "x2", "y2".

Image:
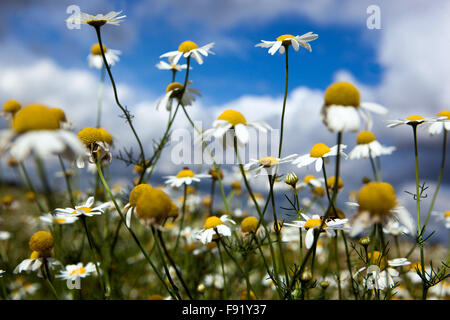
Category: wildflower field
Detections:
[{"x1": 0, "y1": 3, "x2": 449, "y2": 303}]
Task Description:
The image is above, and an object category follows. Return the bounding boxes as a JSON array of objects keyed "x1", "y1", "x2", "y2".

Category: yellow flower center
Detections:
[
  {"x1": 204, "y1": 216, "x2": 223, "y2": 229},
  {"x1": 29, "y1": 251, "x2": 40, "y2": 260},
  {"x1": 90, "y1": 43, "x2": 107, "y2": 55},
  {"x1": 326, "y1": 176, "x2": 344, "y2": 189},
  {"x1": 25, "y1": 192, "x2": 36, "y2": 201},
  {"x1": 186, "y1": 186, "x2": 196, "y2": 194},
  {"x1": 312, "y1": 186, "x2": 325, "y2": 197},
  {"x1": 86, "y1": 19, "x2": 107, "y2": 27},
  {"x1": 50, "y1": 108, "x2": 67, "y2": 123},
  {"x1": 168, "y1": 202, "x2": 179, "y2": 218},
  {"x1": 178, "y1": 40, "x2": 198, "y2": 53},
  {"x1": 72, "y1": 207, "x2": 92, "y2": 215},
  {"x1": 258, "y1": 156, "x2": 279, "y2": 167},
  {"x1": 77, "y1": 127, "x2": 112, "y2": 146},
  {"x1": 357, "y1": 131, "x2": 376, "y2": 145},
  {"x1": 129, "y1": 184, "x2": 153, "y2": 207},
  {"x1": 98, "y1": 128, "x2": 113, "y2": 145},
  {"x1": 444, "y1": 211, "x2": 450, "y2": 218},
  {"x1": 276, "y1": 34, "x2": 295, "y2": 44},
  {"x1": 303, "y1": 175, "x2": 316, "y2": 183},
  {"x1": 241, "y1": 216, "x2": 259, "y2": 233},
  {"x1": 409, "y1": 262, "x2": 422, "y2": 272},
  {"x1": 3, "y1": 100, "x2": 21, "y2": 113},
  {"x1": 357, "y1": 182, "x2": 397, "y2": 216},
  {"x1": 29, "y1": 231, "x2": 54, "y2": 253},
  {"x1": 12, "y1": 104, "x2": 61, "y2": 133},
  {"x1": 367, "y1": 251, "x2": 388, "y2": 270},
  {"x1": 148, "y1": 294, "x2": 164, "y2": 300},
  {"x1": 437, "y1": 110, "x2": 450, "y2": 120},
  {"x1": 324, "y1": 82, "x2": 360, "y2": 107},
  {"x1": 54, "y1": 218, "x2": 67, "y2": 224},
  {"x1": 217, "y1": 109, "x2": 247, "y2": 126},
  {"x1": 135, "y1": 188, "x2": 172, "y2": 224},
  {"x1": 406, "y1": 115, "x2": 424, "y2": 121},
  {"x1": 240, "y1": 290, "x2": 257, "y2": 300},
  {"x1": 304, "y1": 218, "x2": 327, "y2": 230},
  {"x1": 70, "y1": 267, "x2": 86, "y2": 276},
  {"x1": 1, "y1": 195, "x2": 13, "y2": 206},
  {"x1": 166, "y1": 82, "x2": 184, "y2": 93},
  {"x1": 176, "y1": 168, "x2": 195, "y2": 178},
  {"x1": 310, "y1": 143, "x2": 331, "y2": 158}
]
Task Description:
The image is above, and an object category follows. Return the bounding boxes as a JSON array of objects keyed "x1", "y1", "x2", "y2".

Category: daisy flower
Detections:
[
  {"x1": 39, "y1": 213, "x2": 78, "y2": 225},
  {"x1": 14, "y1": 251, "x2": 61, "y2": 277},
  {"x1": 160, "y1": 41, "x2": 214, "y2": 65},
  {"x1": 244, "y1": 154, "x2": 298, "y2": 176},
  {"x1": 383, "y1": 220, "x2": 411, "y2": 236},
  {"x1": 164, "y1": 168, "x2": 211, "y2": 188},
  {"x1": 156, "y1": 81, "x2": 201, "y2": 111},
  {"x1": 88, "y1": 43, "x2": 121, "y2": 69},
  {"x1": 56, "y1": 262, "x2": 97, "y2": 281},
  {"x1": 349, "y1": 131, "x2": 396, "y2": 160},
  {"x1": 321, "y1": 82, "x2": 388, "y2": 133},
  {"x1": 292, "y1": 143, "x2": 347, "y2": 172},
  {"x1": 285, "y1": 213, "x2": 349, "y2": 249},
  {"x1": 67, "y1": 11, "x2": 126, "y2": 28},
  {"x1": 386, "y1": 115, "x2": 441, "y2": 128},
  {"x1": 54, "y1": 197, "x2": 110, "y2": 218},
  {"x1": 156, "y1": 60, "x2": 188, "y2": 72},
  {"x1": 0, "y1": 105, "x2": 86, "y2": 162},
  {"x1": 255, "y1": 32, "x2": 318, "y2": 55},
  {"x1": 196, "y1": 215, "x2": 236, "y2": 244},
  {"x1": 348, "y1": 182, "x2": 415, "y2": 237},
  {"x1": 428, "y1": 110, "x2": 450, "y2": 135},
  {"x1": 297, "y1": 175, "x2": 324, "y2": 189},
  {"x1": 431, "y1": 210, "x2": 450, "y2": 229},
  {"x1": 204, "y1": 274, "x2": 224, "y2": 290},
  {"x1": 76, "y1": 127, "x2": 113, "y2": 168},
  {"x1": 200, "y1": 109, "x2": 272, "y2": 147},
  {"x1": 1, "y1": 99, "x2": 21, "y2": 119}
]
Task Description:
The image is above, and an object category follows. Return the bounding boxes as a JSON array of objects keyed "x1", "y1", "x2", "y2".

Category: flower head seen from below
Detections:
[
  {"x1": 14, "y1": 250, "x2": 61, "y2": 277},
  {"x1": 56, "y1": 262, "x2": 97, "y2": 281},
  {"x1": 88, "y1": 43, "x2": 121, "y2": 69},
  {"x1": 292, "y1": 143, "x2": 347, "y2": 172},
  {"x1": 321, "y1": 82, "x2": 388, "y2": 133},
  {"x1": 156, "y1": 59, "x2": 188, "y2": 72},
  {"x1": 76, "y1": 127, "x2": 113, "y2": 167},
  {"x1": 255, "y1": 32, "x2": 318, "y2": 55},
  {"x1": 428, "y1": 110, "x2": 450, "y2": 135},
  {"x1": 348, "y1": 131, "x2": 396, "y2": 160},
  {"x1": 244, "y1": 154, "x2": 298, "y2": 176},
  {"x1": 197, "y1": 215, "x2": 235, "y2": 244},
  {"x1": 123, "y1": 184, "x2": 153, "y2": 228},
  {"x1": 160, "y1": 41, "x2": 215, "y2": 65},
  {"x1": 164, "y1": 168, "x2": 211, "y2": 188},
  {"x1": 134, "y1": 187, "x2": 173, "y2": 227},
  {"x1": 67, "y1": 11, "x2": 126, "y2": 28},
  {"x1": 2, "y1": 99, "x2": 21, "y2": 118},
  {"x1": 285, "y1": 213, "x2": 349, "y2": 249},
  {"x1": 55, "y1": 197, "x2": 110, "y2": 218},
  {"x1": 0, "y1": 104, "x2": 86, "y2": 161},
  {"x1": 386, "y1": 115, "x2": 440, "y2": 128},
  {"x1": 156, "y1": 81, "x2": 201, "y2": 111},
  {"x1": 201, "y1": 109, "x2": 272, "y2": 147},
  {"x1": 39, "y1": 213, "x2": 78, "y2": 225},
  {"x1": 349, "y1": 182, "x2": 414, "y2": 236}
]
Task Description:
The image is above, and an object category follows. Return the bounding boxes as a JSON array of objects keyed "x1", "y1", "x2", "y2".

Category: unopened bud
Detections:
[
  {"x1": 284, "y1": 172, "x2": 299, "y2": 187},
  {"x1": 359, "y1": 236, "x2": 370, "y2": 246},
  {"x1": 300, "y1": 269, "x2": 312, "y2": 282},
  {"x1": 320, "y1": 281, "x2": 329, "y2": 289}
]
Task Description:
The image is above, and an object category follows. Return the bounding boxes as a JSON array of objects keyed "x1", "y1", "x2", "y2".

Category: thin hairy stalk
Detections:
[
  {"x1": 42, "y1": 259, "x2": 58, "y2": 300},
  {"x1": 174, "y1": 184, "x2": 188, "y2": 252},
  {"x1": 368, "y1": 150, "x2": 379, "y2": 181},
  {"x1": 93, "y1": 26, "x2": 146, "y2": 183},
  {"x1": 96, "y1": 66, "x2": 105, "y2": 128},
  {"x1": 95, "y1": 161, "x2": 176, "y2": 299},
  {"x1": 156, "y1": 229, "x2": 193, "y2": 299},
  {"x1": 278, "y1": 45, "x2": 289, "y2": 158},
  {"x1": 424, "y1": 130, "x2": 447, "y2": 229}
]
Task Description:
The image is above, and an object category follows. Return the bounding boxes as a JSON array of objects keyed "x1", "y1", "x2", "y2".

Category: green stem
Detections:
[
  {"x1": 174, "y1": 184, "x2": 187, "y2": 252},
  {"x1": 278, "y1": 45, "x2": 289, "y2": 158}
]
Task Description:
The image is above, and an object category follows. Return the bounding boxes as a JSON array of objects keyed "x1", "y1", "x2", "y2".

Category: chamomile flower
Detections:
[
  {"x1": 13, "y1": 251, "x2": 61, "y2": 277},
  {"x1": 348, "y1": 182, "x2": 415, "y2": 237},
  {"x1": 201, "y1": 109, "x2": 272, "y2": 147},
  {"x1": 56, "y1": 262, "x2": 97, "y2": 281},
  {"x1": 349, "y1": 131, "x2": 396, "y2": 160},
  {"x1": 39, "y1": 213, "x2": 78, "y2": 225},
  {"x1": 244, "y1": 154, "x2": 298, "y2": 176},
  {"x1": 428, "y1": 110, "x2": 450, "y2": 135},
  {"x1": 76, "y1": 127, "x2": 113, "y2": 167},
  {"x1": 156, "y1": 81, "x2": 201, "y2": 111},
  {"x1": 0, "y1": 104, "x2": 86, "y2": 161},
  {"x1": 1, "y1": 99, "x2": 21, "y2": 119},
  {"x1": 156, "y1": 60, "x2": 188, "y2": 72},
  {"x1": 204, "y1": 274, "x2": 224, "y2": 290},
  {"x1": 88, "y1": 43, "x2": 121, "y2": 69},
  {"x1": 196, "y1": 215, "x2": 235, "y2": 244},
  {"x1": 160, "y1": 41, "x2": 215, "y2": 65},
  {"x1": 386, "y1": 115, "x2": 440, "y2": 128},
  {"x1": 431, "y1": 210, "x2": 450, "y2": 229},
  {"x1": 255, "y1": 32, "x2": 318, "y2": 55},
  {"x1": 67, "y1": 11, "x2": 126, "y2": 27},
  {"x1": 164, "y1": 168, "x2": 211, "y2": 188},
  {"x1": 321, "y1": 82, "x2": 388, "y2": 133},
  {"x1": 297, "y1": 175, "x2": 324, "y2": 189},
  {"x1": 383, "y1": 220, "x2": 411, "y2": 236},
  {"x1": 285, "y1": 214, "x2": 349, "y2": 249},
  {"x1": 55, "y1": 197, "x2": 110, "y2": 218},
  {"x1": 292, "y1": 143, "x2": 347, "y2": 172}
]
